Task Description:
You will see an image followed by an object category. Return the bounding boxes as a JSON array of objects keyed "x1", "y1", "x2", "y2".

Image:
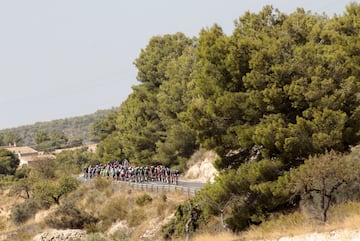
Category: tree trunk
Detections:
[
  {"x1": 220, "y1": 210, "x2": 226, "y2": 230},
  {"x1": 320, "y1": 177, "x2": 326, "y2": 222},
  {"x1": 185, "y1": 217, "x2": 191, "y2": 241},
  {"x1": 52, "y1": 195, "x2": 61, "y2": 205}
]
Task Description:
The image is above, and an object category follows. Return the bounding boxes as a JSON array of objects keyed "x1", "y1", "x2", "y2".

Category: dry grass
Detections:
[
  {"x1": 188, "y1": 202, "x2": 360, "y2": 241},
  {"x1": 125, "y1": 189, "x2": 187, "y2": 240},
  {"x1": 239, "y1": 212, "x2": 318, "y2": 240},
  {"x1": 4, "y1": 177, "x2": 360, "y2": 241},
  {"x1": 74, "y1": 180, "x2": 190, "y2": 240},
  {"x1": 238, "y1": 201, "x2": 360, "y2": 241},
  {"x1": 0, "y1": 179, "x2": 191, "y2": 241},
  {"x1": 327, "y1": 201, "x2": 360, "y2": 230},
  {"x1": 189, "y1": 232, "x2": 240, "y2": 241}
]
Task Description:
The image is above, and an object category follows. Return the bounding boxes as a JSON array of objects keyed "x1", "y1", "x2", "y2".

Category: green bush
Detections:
[
  {"x1": 135, "y1": 193, "x2": 152, "y2": 206},
  {"x1": 14, "y1": 166, "x2": 30, "y2": 179},
  {"x1": 161, "y1": 200, "x2": 205, "y2": 239},
  {"x1": 45, "y1": 202, "x2": 98, "y2": 229},
  {"x1": 0, "y1": 149, "x2": 20, "y2": 175},
  {"x1": 0, "y1": 174, "x2": 15, "y2": 189},
  {"x1": 10, "y1": 198, "x2": 39, "y2": 224}
]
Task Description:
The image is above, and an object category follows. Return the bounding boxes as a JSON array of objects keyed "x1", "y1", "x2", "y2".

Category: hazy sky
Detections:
[{"x1": 0, "y1": 0, "x2": 355, "y2": 129}]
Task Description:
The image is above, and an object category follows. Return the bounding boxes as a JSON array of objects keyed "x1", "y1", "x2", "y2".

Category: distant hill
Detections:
[{"x1": 0, "y1": 108, "x2": 117, "y2": 147}]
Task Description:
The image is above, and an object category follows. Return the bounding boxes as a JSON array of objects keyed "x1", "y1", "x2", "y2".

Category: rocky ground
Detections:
[
  {"x1": 33, "y1": 229, "x2": 87, "y2": 241},
  {"x1": 184, "y1": 149, "x2": 218, "y2": 183}
]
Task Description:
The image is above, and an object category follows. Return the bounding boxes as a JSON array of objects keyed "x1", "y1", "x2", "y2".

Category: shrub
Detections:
[
  {"x1": 127, "y1": 208, "x2": 145, "y2": 227},
  {"x1": 0, "y1": 149, "x2": 20, "y2": 175},
  {"x1": 14, "y1": 166, "x2": 30, "y2": 179},
  {"x1": 161, "y1": 194, "x2": 167, "y2": 202},
  {"x1": 5, "y1": 229, "x2": 32, "y2": 241},
  {"x1": 157, "y1": 202, "x2": 167, "y2": 217},
  {"x1": 98, "y1": 197, "x2": 128, "y2": 230},
  {"x1": 84, "y1": 222, "x2": 100, "y2": 234},
  {"x1": 45, "y1": 202, "x2": 98, "y2": 229},
  {"x1": 85, "y1": 233, "x2": 108, "y2": 241},
  {"x1": 0, "y1": 174, "x2": 15, "y2": 189},
  {"x1": 109, "y1": 228, "x2": 131, "y2": 241},
  {"x1": 0, "y1": 216, "x2": 6, "y2": 231},
  {"x1": 161, "y1": 201, "x2": 205, "y2": 239},
  {"x1": 135, "y1": 193, "x2": 152, "y2": 206},
  {"x1": 93, "y1": 177, "x2": 111, "y2": 191},
  {"x1": 10, "y1": 198, "x2": 39, "y2": 224}
]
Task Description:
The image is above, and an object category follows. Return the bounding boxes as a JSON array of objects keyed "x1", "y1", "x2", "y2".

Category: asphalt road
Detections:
[
  {"x1": 177, "y1": 179, "x2": 206, "y2": 189},
  {"x1": 78, "y1": 175, "x2": 206, "y2": 192}
]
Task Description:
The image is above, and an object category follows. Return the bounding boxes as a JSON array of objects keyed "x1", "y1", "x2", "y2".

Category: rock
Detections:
[
  {"x1": 140, "y1": 213, "x2": 175, "y2": 241},
  {"x1": 106, "y1": 220, "x2": 134, "y2": 237},
  {"x1": 184, "y1": 149, "x2": 218, "y2": 183},
  {"x1": 33, "y1": 229, "x2": 87, "y2": 241}
]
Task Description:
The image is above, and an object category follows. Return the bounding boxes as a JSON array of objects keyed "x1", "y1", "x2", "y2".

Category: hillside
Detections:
[
  {"x1": 1, "y1": 151, "x2": 360, "y2": 241},
  {"x1": 0, "y1": 178, "x2": 191, "y2": 241},
  {"x1": 0, "y1": 108, "x2": 117, "y2": 147}
]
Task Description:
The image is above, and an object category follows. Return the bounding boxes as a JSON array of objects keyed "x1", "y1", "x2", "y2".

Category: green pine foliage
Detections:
[
  {"x1": 95, "y1": 4, "x2": 360, "y2": 169},
  {"x1": 88, "y1": 3, "x2": 360, "y2": 236},
  {"x1": 0, "y1": 149, "x2": 20, "y2": 175},
  {"x1": 91, "y1": 3, "x2": 360, "y2": 236}
]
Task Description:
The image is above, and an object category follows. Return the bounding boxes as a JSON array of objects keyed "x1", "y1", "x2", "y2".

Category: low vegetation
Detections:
[{"x1": 1, "y1": 174, "x2": 188, "y2": 241}]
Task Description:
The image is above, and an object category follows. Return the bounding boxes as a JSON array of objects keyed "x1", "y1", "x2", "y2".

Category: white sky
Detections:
[{"x1": 0, "y1": 0, "x2": 356, "y2": 129}]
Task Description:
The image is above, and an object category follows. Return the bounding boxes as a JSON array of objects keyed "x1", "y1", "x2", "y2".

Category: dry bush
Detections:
[
  {"x1": 135, "y1": 193, "x2": 153, "y2": 206},
  {"x1": 1, "y1": 224, "x2": 42, "y2": 241},
  {"x1": 45, "y1": 202, "x2": 98, "y2": 229},
  {"x1": 67, "y1": 182, "x2": 90, "y2": 202},
  {"x1": 98, "y1": 196, "x2": 129, "y2": 230},
  {"x1": 3, "y1": 230, "x2": 32, "y2": 241},
  {"x1": 127, "y1": 208, "x2": 146, "y2": 227},
  {"x1": 10, "y1": 198, "x2": 39, "y2": 224},
  {"x1": 93, "y1": 177, "x2": 112, "y2": 191},
  {"x1": 0, "y1": 216, "x2": 7, "y2": 231},
  {"x1": 81, "y1": 189, "x2": 108, "y2": 215}
]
